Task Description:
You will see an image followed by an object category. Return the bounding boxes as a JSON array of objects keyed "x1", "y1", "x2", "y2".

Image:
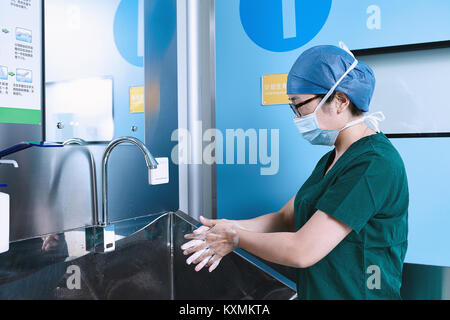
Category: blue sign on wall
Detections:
[
  {"x1": 240, "y1": 0, "x2": 332, "y2": 52},
  {"x1": 114, "y1": 0, "x2": 144, "y2": 67}
]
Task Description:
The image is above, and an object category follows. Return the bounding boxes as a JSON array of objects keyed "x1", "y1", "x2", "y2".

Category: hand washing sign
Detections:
[
  {"x1": 113, "y1": 0, "x2": 144, "y2": 67},
  {"x1": 0, "y1": 0, "x2": 42, "y2": 125}
]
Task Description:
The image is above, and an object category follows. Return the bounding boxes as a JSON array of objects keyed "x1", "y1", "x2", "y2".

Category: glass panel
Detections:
[
  {"x1": 45, "y1": 77, "x2": 114, "y2": 142},
  {"x1": 44, "y1": 0, "x2": 145, "y2": 142}
]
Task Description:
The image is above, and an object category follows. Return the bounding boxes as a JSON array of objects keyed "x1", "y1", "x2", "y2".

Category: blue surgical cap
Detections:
[{"x1": 287, "y1": 45, "x2": 375, "y2": 112}]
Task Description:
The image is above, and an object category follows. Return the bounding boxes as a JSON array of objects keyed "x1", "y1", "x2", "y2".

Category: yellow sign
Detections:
[
  {"x1": 129, "y1": 86, "x2": 144, "y2": 113},
  {"x1": 261, "y1": 73, "x2": 290, "y2": 105}
]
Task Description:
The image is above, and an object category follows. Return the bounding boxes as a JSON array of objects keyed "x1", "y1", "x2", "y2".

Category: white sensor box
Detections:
[{"x1": 149, "y1": 157, "x2": 169, "y2": 185}]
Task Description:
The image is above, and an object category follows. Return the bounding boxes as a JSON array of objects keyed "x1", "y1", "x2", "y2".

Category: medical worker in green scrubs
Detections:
[{"x1": 182, "y1": 43, "x2": 409, "y2": 300}]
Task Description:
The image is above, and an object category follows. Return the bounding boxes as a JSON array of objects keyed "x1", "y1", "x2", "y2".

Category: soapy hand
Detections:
[
  {"x1": 41, "y1": 234, "x2": 61, "y2": 252},
  {"x1": 181, "y1": 216, "x2": 239, "y2": 272}
]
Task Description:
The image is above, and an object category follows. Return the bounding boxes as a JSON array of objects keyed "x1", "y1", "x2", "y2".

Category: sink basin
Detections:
[{"x1": 0, "y1": 211, "x2": 296, "y2": 300}]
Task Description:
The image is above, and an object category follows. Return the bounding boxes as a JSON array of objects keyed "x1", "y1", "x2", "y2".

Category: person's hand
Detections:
[
  {"x1": 181, "y1": 216, "x2": 240, "y2": 272},
  {"x1": 41, "y1": 234, "x2": 61, "y2": 252}
]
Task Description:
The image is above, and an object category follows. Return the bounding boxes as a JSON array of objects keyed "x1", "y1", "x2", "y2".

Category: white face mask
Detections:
[
  {"x1": 294, "y1": 110, "x2": 386, "y2": 146},
  {"x1": 293, "y1": 42, "x2": 385, "y2": 146}
]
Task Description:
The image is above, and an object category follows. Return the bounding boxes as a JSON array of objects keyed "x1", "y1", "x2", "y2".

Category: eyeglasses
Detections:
[{"x1": 289, "y1": 95, "x2": 322, "y2": 117}]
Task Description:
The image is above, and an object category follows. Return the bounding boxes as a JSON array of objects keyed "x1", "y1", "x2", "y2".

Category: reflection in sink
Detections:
[{"x1": 0, "y1": 211, "x2": 296, "y2": 300}]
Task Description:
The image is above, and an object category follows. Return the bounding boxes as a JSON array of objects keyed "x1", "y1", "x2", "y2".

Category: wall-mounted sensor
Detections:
[{"x1": 149, "y1": 157, "x2": 169, "y2": 185}]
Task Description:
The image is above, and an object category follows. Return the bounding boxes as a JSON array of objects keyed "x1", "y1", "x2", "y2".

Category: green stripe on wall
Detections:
[{"x1": 0, "y1": 108, "x2": 41, "y2": 125}]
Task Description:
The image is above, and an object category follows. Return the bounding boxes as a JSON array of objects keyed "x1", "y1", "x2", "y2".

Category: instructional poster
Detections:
[{"x1": 0, "y1": 0, "x2": 42, "y2": 125}]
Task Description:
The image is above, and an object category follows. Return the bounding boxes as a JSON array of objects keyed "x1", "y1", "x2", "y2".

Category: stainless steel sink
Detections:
[{"x1": 0, "y1": 211, "x2": 296, "y2": 300}]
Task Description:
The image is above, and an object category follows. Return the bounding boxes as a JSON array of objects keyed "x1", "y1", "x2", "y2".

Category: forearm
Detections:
[
  {"x1": 230, "y1": 212, "x2": 289, "y2": 233},
  {"x1": 236, "y1": 229, "x2": 307, "y2": 268},
  {"x1": 185, "y1": 211, "x2": 350, "y2": 272},
  {"x1": 234, "y1": 211, "x2": 352, "y2": 269}
]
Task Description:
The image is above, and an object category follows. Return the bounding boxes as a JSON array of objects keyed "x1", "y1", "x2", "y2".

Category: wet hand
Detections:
[
  {"x1": 41, "y1": 234, "x2": 61, "y2": 252},
  {"x1": 181, "y1": 216, "x2": 239, "y2": 272}
]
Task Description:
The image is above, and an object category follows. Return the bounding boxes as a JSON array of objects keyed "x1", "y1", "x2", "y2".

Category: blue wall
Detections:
[{"x1": 215, "y1": 0, "x2": 450, "y2": 267}]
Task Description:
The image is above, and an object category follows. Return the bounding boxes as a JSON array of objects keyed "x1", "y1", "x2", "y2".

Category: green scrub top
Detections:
[{"x1": 294, "y1": 132, "x2": 409, "y2": 300}]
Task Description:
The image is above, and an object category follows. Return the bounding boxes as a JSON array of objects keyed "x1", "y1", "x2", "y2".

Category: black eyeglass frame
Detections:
[{"x1": 289, "y1": 95, "x2": 322, "y2": 117}]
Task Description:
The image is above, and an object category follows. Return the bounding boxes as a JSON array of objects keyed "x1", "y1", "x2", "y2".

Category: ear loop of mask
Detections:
[
  {"x1": 311, "y1": 41, "x2": 359, "y2": 117},
  {"x1": 339, "y1": 41, "x2": 355, "y2": 58}
]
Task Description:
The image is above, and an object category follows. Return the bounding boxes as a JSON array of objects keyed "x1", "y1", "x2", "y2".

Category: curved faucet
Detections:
[
  {"x1": 63, "y1": 138, "x2": 88, "y2": 146},
  {"x1": 101, "y1": 137, "x2": 158, "y2": 226},
  {"x1": 63, "y1": 138, "x2": 99, "y2": 225}
]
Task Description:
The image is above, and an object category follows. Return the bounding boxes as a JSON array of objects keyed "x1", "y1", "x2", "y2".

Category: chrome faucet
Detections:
[
  {"x1": 63, "y1": 138, "x2": 88, "y2": 146},
  {"x1": 63, "y1": 138, "x2": 99, "y2": 225},
  {"x1": 101, "y1": 137, "x2": 158, "y2": 226}
]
